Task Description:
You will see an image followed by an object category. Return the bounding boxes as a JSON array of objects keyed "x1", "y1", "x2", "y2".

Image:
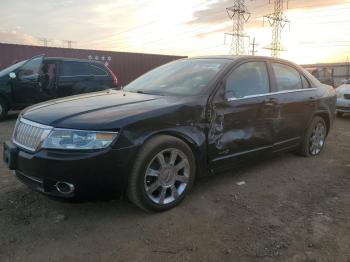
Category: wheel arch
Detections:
[{"x1": 140, "y1": 129, "x2": 209, "y2": 177}]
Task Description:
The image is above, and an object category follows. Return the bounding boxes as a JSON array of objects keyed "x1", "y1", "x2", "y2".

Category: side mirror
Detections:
[{"x1": 9, "y1": 72, "x2": 16, "y2": 79}]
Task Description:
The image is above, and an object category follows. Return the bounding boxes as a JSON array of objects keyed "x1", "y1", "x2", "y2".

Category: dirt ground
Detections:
[{"x1": 0, "y1": 111, "x2": 350, "y2": 262}]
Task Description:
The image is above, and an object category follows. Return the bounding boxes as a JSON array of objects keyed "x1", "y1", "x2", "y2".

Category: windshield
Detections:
[
  {"x1": 0, "y1": 60, "x2": 27, "y2": 77},
  {"x1": 124, "y1": 59, "x2": 230, "y2": 96}
]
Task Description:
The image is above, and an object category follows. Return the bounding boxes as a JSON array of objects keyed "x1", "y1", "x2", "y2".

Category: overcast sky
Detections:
[{"x1": 0, "y1": 0, "x2": 350, "y2": 63}]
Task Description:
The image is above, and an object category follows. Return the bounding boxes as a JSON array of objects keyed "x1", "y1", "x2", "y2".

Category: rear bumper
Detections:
[
  {"x1": 336, "y1": 98, "x2": 350, "y2": 112},
  {"x1": 3, "y1": 141, "x2": 139, "y2": 198}
]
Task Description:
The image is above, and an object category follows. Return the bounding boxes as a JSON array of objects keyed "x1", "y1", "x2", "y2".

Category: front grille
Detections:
[
  {"x1": 13, "y1": 118, "x2": 52, "y2": 152},
  {"x1": 344, "y1": 94, "x2": 350, "y2": 100}
]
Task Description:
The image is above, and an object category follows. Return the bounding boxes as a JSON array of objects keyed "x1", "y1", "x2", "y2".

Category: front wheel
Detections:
[
  {"x1": 298, "y1": 116, "x2": 327, "y2": 157},
  {"x1": 127, "y1": 135, "x2": 196, "y2": 212},
  {"x1": 0, "y1": 97, "x2": 8, "y2": 121}
]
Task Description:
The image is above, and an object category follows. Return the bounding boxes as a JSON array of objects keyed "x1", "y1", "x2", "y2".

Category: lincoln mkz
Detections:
[{"x1": 3, "y1": 56, "x2": 336, "y2": 211}]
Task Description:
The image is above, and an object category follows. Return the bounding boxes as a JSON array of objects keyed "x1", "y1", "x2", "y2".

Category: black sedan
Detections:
[{"x1": 3, "y1": 56, "x2": 336, "y2": 212}]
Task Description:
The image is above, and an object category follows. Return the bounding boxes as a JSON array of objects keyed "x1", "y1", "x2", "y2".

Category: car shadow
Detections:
[{"x1": 0, "y1": 150, "x2": 311, "y2": 220}]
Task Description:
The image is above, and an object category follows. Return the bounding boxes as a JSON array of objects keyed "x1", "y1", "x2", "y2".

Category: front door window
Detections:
[{"x1": 225, "y1": 62, "x2": 270, "y2": 99}]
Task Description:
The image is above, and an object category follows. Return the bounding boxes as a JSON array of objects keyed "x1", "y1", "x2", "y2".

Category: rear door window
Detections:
[
  {"x1": 90, "y1": 64, "x2": 108, "y2": 76},
  {"x1": 225, "y1": 61, "x2": 270, "y2": 99},
  {"x1": 272, "y1": 63, "x2": 303, "y2": 91},
  {"x1": 61, "y1": 61, "x2": 90, "y2": 76}
]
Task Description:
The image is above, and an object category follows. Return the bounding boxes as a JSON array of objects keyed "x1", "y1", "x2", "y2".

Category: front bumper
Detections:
[
  {"x1": 3, "y1": 141, "x2": 138, "y2": 198},
  {"x1": 336, "y1": 98, "x2": 350, "y2": 112}
]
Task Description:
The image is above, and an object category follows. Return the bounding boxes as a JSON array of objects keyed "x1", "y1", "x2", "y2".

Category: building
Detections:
[{"x1": 302, "y1": 62, "x2": 350, "y2": 87}]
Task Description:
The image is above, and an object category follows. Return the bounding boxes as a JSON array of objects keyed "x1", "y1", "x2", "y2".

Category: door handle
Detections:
[
  {"x1": 263, "y1": 98, "x2": 278, "y2": 107},
  {"x1": 309, "y1": 96, "x2": 316, "y2": 101}
]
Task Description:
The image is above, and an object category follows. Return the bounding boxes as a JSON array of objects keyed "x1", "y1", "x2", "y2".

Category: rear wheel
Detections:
[
  {"x1": 298, "y1": 116, "x2": 327, "y2": 157},
  {"x1": 0, "y1": 97, "x2": 8, "y2": 121},
  {"x1": 127, "y1": 135, "x2": 196, "y2": 212}
]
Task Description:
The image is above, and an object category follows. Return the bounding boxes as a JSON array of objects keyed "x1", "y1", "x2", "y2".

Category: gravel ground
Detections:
[{"x1": 0, "y1": 111, "x2": 350, "y2": 262}]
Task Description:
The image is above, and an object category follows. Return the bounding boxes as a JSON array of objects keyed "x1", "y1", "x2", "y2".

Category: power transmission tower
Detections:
[
  {"x1": 224, "y1": 0, "x2": 251, "y2": 55},
  {"x1": 263, "y1": 0, "x2": 290, "y2": 57},
  {"x1": 38, "y1": 38, "x2": 51, "y2": 47},
  {"x1": 62, "y1": 40, "x2": 77, "y2": 48},
  {"x1": 250, "y1": 37, "x2": 259, "y2": 56}
]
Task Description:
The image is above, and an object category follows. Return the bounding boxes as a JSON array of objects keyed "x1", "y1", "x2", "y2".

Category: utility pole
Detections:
[
  {"x1": 263, "y1": 0, "x2": 290, "y2": 57},
  {"x1": 62, "y1": 40, "x2": 77, "y2": 48},
  {"x1": 38, "y1": 38, "x2": 51, "y2": 47},
  {"x1": 250, "y1": 37, "x2": 258, "y2": 56},
  {"x1": 346, "y1": 56, "x2": 349, "y2": 80},
  {"x1": 224, "y1": 0, "x2": 251, "y2": 55}
]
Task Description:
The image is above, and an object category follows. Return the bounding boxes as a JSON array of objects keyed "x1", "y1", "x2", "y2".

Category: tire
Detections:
[
  {"x1": 127, "y1": 135, "x2": 196, "y2": 212},
  {"x1": 298, "y1": 116, "x2": 327, "y2": 157},
  {"x1": 337, "y1": 112, "x2": 344, "y2": 117},
  {"x1": 0, "y1": 97, "x2": 8, "y2": 121}
]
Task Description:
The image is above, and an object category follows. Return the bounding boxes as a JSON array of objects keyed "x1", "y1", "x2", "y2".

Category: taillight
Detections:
[{"x1": 105, "y1": 66, "x2": 118, "y2": 87}]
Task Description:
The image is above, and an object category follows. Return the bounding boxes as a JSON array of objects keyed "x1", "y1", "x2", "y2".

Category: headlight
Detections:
[{"x1": 41, "y1": 129, "x2": 118, "y2": 150}]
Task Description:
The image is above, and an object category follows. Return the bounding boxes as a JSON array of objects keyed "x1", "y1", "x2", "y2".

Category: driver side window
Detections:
[{"x1": 225, "y1": 62, "x2": 270, "y2": 99}]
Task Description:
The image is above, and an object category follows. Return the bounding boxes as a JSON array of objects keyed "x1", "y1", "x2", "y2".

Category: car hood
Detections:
[
  {"x1": 22, "y1": 90, "x2": 188, "y2": 130},
  {"x1": 336, "y1": 84, "x2": 350, "y2": 94}
]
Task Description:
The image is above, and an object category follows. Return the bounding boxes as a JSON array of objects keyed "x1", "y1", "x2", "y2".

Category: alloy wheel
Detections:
[
  {"x1": 144, "y1": 148, "x2": 190, "y2": 205},
  {"x1": 309, "y1": 121, "x2": 326, "y2": 155}
]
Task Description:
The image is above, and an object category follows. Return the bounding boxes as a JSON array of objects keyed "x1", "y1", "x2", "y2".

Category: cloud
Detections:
[
  {"x1": 188, "y1": 0, "x2": 349, "y2": 26},
  {"x1": 0, "y1": 30, "x2": 38, "y2": 45}
]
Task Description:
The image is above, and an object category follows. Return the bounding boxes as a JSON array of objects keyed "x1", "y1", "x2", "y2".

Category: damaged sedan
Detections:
[{"x1": 3, "y1": 56, "x2": 336, "y2": 212}]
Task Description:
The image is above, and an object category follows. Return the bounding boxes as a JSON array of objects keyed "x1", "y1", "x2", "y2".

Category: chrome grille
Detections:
[{"x1": 13, "y1": 118, "x2": 53, "y2": 152}]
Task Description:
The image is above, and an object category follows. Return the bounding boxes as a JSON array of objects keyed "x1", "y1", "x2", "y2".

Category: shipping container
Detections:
[{"x1": 0, "y1": 43, "x2": 186, "y2": 86}]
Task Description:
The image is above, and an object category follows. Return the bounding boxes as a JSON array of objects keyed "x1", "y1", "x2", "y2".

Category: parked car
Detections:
[
  {"x1": 0, "y1": 55, "x2": 118, "y2": 120},
  {"x1": 335, "y1": 79, "x2": 350, "y2": 116},
  {"x1": 3, "y1": 56, "x2": 336, "y2": 212}
]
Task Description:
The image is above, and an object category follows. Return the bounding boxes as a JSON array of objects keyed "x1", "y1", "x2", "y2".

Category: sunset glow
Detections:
[{"x1": 0, "y1": 0, "x2": 350, "y2": 64}]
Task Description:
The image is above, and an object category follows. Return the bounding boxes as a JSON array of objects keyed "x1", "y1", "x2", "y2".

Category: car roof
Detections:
[
  {"x1": 44, "y1": 57, "x2": 104, "y2": 64},
  {"x1": 188, "y1": 55, "x2": 297, "y2": 65}
]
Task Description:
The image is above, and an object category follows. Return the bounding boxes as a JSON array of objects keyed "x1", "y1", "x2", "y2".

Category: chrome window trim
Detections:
[
  {"x1": 12, "y1": 118, "x2": 53, "y2": 152},
  {"x1": 227, "y1": 88, "x2": 317, "y2": 102},
  {"x1": 48, "y1": 128, "x2": 118, "y2": 134},
  {"x1": 60, "y1": 74, "x2": 91, "y2": 78}
]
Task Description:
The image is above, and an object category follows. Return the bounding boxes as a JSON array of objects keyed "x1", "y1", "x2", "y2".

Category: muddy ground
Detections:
[{"x1": 0, "y1": 111, "x2": 350, "y2": 262}]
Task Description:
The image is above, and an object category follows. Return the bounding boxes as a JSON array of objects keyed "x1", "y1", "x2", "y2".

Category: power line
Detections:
[
  {"x1": 263, "y1": 0, "x2": 290, "y2": 57},
  {"x1": 225, "y1": 0, "x2": 251, "y2": 55},
  {"x1": 62, "y1": 40, "x2": 77, "y2": 48},
  {"x1": 120, "y1": 21, "x2": 229, "y2": 50},
  {"x1": 250, "y1": 37, "x2": 259, "y2": 56},
  {"x1": 83, "y1": 1, "x2": 212, "y2": 45},
  {"x1": 37, "y1": 37, "x2": 52, "y2": 47},
  {"x1": 83, "y1": 0, "x2": 269, "y2": 48}
]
